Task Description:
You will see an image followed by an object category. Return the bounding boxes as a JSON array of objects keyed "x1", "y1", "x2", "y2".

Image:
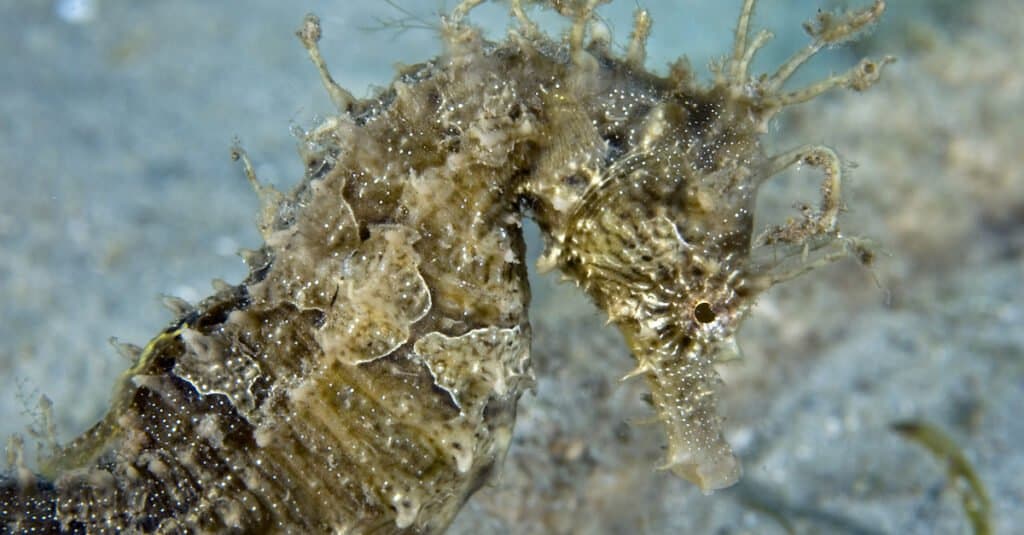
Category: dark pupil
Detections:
[{"x1": 694, "y1": 302, "x2": 716, "y2": 323}]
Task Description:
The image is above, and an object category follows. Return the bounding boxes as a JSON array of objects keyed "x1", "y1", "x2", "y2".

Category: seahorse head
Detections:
[
  {"x1": 508, "y1": 0, "x2": 888, "y2": 494},
  {"x1": 525, "y1": 88, "x2": 768, "y2": 489}
]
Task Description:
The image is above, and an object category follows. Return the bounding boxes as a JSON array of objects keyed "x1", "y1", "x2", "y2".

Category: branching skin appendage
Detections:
[{"x1": 1, "y1": 0, "x2": 891, "y2": 532}]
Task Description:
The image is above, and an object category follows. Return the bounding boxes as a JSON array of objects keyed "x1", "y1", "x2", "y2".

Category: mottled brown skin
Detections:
[{"x1": 1, "y1": 0, "x2": 890, "y2": 532}]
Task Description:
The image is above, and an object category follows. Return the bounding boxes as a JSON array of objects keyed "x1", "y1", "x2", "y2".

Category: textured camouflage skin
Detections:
[{"x1": 1, "y1": 1, "x2": 889, "y2": 532}]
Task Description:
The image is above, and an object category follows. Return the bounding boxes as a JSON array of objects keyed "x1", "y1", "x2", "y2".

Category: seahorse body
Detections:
[{"x1": 1, "y1": 0, "x2": 889, "y2": 532}]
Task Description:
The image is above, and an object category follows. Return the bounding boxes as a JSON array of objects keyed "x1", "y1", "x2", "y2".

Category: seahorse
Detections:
[{"x1": 1, "y1": 0, "x2": 890, "y2": 532}]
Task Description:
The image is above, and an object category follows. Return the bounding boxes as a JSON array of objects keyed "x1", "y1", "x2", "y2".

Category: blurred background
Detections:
[{"x1": 1, "y1": 0, "x2": 1020, "y2": 532}]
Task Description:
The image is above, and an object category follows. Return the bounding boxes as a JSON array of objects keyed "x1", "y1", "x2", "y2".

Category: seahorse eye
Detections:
[{"x1": 693, "y1": 301, "x2": 716, "y2": 323}]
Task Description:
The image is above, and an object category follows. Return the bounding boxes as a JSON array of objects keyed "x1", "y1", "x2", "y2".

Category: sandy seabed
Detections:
[{"x1": 2, "y1": 1, "x2": 1020, "y2": 533}]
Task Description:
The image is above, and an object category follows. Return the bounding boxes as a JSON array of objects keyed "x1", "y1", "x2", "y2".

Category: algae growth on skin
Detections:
[{"x1": 1, "y1": 0, "x2": 889, "y2": 532}]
